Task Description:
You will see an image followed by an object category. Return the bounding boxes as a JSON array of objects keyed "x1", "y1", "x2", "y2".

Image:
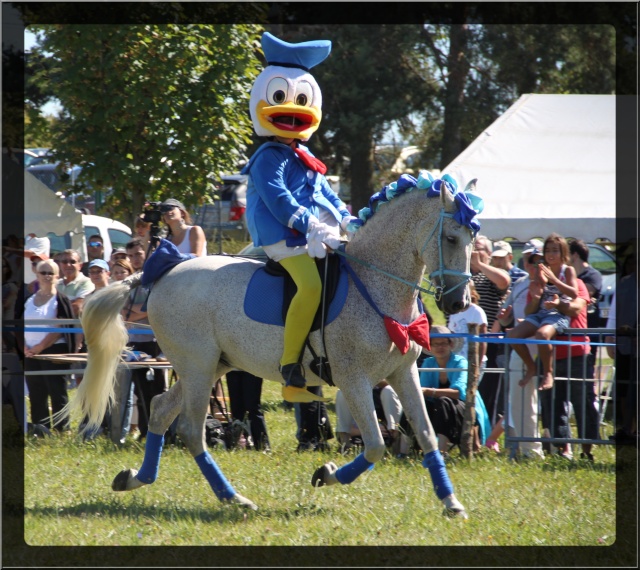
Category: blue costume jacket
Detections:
[
  {"x1": 241, "y1": 141, "x2": 350, "y2": 247},
  {"x1": 419, "y1": 353, "x2": 491, "y2": 444}
]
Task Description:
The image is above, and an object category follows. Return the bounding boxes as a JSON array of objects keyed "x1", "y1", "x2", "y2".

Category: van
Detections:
[{"x1": 81, "y1": 214, "x2": 132, "y2": 261}]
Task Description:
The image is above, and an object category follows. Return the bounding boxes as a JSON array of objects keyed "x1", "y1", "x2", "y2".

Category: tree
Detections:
[
  {"x1": 27, "y1": 24, "x2": 264, "y2": 226},
  {"x1": 270, "y1": 25, "x2": 439, "y2": 212}
]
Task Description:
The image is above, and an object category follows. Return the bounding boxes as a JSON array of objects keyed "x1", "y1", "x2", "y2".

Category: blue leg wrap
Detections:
[
  {"x1": 195, "y1": 451, "x2": 235, "y2": 501},
  {"x1": 136, "y1": 431, "x2": 164, "y2": 484},
  {"x1": 423, "y1": 450, "x2": 454, "y2": 500},
  {"x1": 335, "y1": 452, "x2": 374, "y2": 485}
]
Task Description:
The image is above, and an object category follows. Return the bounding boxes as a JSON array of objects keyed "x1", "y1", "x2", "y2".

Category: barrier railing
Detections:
[{"x1": 5, "y1": 321, "x2": 619, "y2": 450}]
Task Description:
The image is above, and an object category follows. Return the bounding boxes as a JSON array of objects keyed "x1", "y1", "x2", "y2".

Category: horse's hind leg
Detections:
[
  {"x1": 175, "y1": 367, "x2": 257, "y2": 511},
  {"x1": 112, "y1": 378, "x2": 183, "y2": 492},
  {"x1": 392, "y1": 369, "x2": 468, "y2": 519}
]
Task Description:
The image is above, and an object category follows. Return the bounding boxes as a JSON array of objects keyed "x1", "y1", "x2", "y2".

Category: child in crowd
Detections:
[{"x1": 507, "y1": 233, "x2": 578, "y2": 391}]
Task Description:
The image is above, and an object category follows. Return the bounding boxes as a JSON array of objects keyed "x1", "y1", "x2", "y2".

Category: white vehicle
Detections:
[{"x1": 81, "y1": 214, "x2": 132, "y2": 261}]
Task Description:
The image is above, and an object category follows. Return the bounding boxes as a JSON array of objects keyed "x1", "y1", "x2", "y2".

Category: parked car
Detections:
[
  {"x1": 25, "y1": 162, "x2": 96, "y2": 213},
  {"x1": 194, "y1": 174, "x2": 248, "y2": 241},
  {"x1": 81, "y1": 214, "x2": 132, "y2": 261}
]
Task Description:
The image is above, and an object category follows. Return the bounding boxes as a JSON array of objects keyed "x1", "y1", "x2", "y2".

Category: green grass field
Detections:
[{"x1": 10, "y1": 377, "x2": 634, "y2": 554}]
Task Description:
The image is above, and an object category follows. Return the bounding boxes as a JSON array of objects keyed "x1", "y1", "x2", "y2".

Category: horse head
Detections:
[{"x1": 416, "y1": 176, "x2": 475, "y2": 315}]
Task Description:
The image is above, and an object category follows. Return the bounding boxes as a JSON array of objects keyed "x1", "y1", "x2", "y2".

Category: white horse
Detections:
[{"x1": 66, "y1": 175, "x2": 477, "y2": 517}]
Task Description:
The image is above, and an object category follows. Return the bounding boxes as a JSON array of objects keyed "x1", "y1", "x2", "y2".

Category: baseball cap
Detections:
[
  {"x1": 111, "y1": 247, "x2": 128, "y2": 257},
  {"x1": 88, "y1": 259, "x2": 110, "y2": 271},
  {"x1": 160, "y1": 198, "x2": 185, "y2": 212},
  {"x1": 522, "y1": 239, "x2": 544, "y2": 255},
  {"x1": 491, "y1": 240, "x2": 512, "y2": 257}
]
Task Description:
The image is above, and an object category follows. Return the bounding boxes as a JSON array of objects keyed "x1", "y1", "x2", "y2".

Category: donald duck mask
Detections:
[{"x1": 250, "y1": 32, "x2": 331, "y2": 142}]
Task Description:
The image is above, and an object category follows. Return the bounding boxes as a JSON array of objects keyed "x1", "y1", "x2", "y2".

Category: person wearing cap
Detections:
[
  {"x1": 496, "y1": 239, "x2": 546, "y2": 459},
  {"x1": 506, "y1": 233, "x2": 579, "y2": 392},
  {"x1": 81, "y1": 234, "x2": 105, "y2": 276},
  {"x1": 490, "y1": 240, "x2": 527, "y2": 284},
  {"x1": 160, "y1": 198, "x2": 207, "y2": 257},
  {"x1": 87, "y1": 259, "x2": 111, "y2": 290},
  {"x1": 109, "y1": 247, "x2": 129, "y2": 270},
  {"x1": 241, "y1": 32, "x2": 359, "y2": 404},
  {"x1": 418, "y1": 325, "x2": 491, "y2": 454}
]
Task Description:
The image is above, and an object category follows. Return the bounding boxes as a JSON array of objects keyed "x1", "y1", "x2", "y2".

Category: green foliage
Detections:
[{"x1": 27, "y1": 24, "x2": 264, "y2": 227}]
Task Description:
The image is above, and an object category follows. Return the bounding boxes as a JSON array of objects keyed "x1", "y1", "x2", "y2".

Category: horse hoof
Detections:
[
  {"x1": 112, "y1": 469, "x2": 141, "y2": 492},
  {"x1": 443, "y1": 507, "x2": 469, "y2": 519},
  {"x1": 227, "y1": 493, "x2": 258, "y2": 511},
  {"x1": 442, "y1": 494, "x2": 468, "y2": 519},
  {"x1": 311, "y1": 461, "x2": 338, "y2": 487}
]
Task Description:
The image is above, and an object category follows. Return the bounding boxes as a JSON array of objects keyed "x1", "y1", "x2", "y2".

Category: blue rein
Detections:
[{"x1": 334, "y1": 207, "x2": 471, "y2": 302}]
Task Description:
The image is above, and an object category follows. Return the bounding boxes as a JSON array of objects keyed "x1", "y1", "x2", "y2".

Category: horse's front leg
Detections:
[
  {"x1": 392, "y1": 365, "x2": 468, "y2": 519},
  {"x1": 112, "y1": 377, "x2": 182, "y2": 492},
  {"x1": 312, "y1": 379, "x2": 383, "y2": 488}
]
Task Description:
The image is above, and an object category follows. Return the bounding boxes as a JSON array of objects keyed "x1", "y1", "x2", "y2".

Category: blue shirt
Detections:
[
  {"x1": 419, "y1": 352, "x2": 491, "y2": 444},
  {"x1": 242, "y1": 141, "x2": 349, "y2": 247}
]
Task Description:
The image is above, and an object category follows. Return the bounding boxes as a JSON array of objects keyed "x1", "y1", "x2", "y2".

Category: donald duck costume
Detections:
[{"x1": 242, "y1": 32, "x2": 359, "y2": 403}]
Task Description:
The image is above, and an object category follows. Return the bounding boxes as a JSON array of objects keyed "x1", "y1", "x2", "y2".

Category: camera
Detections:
[{"x1": 141, "y1": 201, "x2": 163, "y2": 225}]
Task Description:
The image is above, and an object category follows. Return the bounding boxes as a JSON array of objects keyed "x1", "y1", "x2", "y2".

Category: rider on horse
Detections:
[{"x1": 241, "y1": 32, "x2": 360, "y2": 404}]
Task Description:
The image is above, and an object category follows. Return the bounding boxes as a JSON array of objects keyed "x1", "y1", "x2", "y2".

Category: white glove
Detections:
[{"x1": 307, "y1": 219, "x2": 341, "y2": 259}]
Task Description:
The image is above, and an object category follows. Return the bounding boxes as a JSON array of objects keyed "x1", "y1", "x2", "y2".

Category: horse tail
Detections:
[{"x1": 61, "y1": 275, "x2": 140, "y2": 432}]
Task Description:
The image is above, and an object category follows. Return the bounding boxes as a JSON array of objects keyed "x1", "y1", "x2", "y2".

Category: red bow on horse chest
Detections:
[
  {"x1": 294, "y1": 147, "x2": 327, "y2": 175},
  {"x1": 384, "y1": 313, "x2": 431, "y2": 355}
]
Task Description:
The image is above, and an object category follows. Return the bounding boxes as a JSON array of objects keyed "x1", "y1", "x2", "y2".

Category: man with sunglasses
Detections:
[
  {"x1": 81, "y1": 235, "x2": 105, "y2": 276},
  {"x1": 56, "y1": 249, "x2": 94, "y2": 321}
]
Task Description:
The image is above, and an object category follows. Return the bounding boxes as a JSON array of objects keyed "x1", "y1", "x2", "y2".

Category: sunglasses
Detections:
[
  {"x1": 88, "y1": 241, "x2": 103, "y2": 247},
  {"x1": 89, "y1": 269, "x2": 105, "y2": 275},
  {"x1": 59, "y1": 259, "x2": 77, "y2": 264},
  {"x1": 38, "y1": 271, "x2": 55, "y2": 276}
]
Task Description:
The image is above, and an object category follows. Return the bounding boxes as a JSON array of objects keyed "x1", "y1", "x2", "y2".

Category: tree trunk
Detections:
[
  {"x1": 460, "y1": 322, "x2": 479, "y2": 458},
  {"x1": 347, "y1": 130, "x2": 375, "y2": 213},
  {"x1": 440, "y1": 24, "x2": 470, "y2": 169}
]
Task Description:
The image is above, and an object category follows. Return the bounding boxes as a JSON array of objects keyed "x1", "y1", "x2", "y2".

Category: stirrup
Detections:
[{"x1": 281, "y1": 386, "x2": 331, "y2": 404}]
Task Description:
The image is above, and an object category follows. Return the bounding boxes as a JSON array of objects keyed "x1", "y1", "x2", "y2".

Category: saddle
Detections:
[{"x1": 263, "y1": 253, "x2": 342, "y2": 333}]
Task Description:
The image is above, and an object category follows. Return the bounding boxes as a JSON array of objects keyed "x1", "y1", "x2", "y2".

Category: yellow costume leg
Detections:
[{"x1": 278, "y1": 254, "x2": 329, "y2": 404}]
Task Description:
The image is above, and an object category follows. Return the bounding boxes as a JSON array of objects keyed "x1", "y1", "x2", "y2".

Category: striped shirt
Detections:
[{"x1": 472, "y1": 272, "x2": 508, "y2": 329}]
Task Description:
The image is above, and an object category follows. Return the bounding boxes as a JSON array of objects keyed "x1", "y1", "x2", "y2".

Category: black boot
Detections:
[{"x1": 280, "y1": 363, "x2": 306, "y2": 388}]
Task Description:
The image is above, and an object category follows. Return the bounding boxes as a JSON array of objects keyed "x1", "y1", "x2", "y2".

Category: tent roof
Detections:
[{"x1": 443, "y1": 94, "x2": 615, "y2": 243}]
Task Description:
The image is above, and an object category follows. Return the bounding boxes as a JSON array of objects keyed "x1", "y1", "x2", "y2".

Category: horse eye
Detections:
[{"x1": 446, "y1": 235, "x2": 457, "y2": 244}]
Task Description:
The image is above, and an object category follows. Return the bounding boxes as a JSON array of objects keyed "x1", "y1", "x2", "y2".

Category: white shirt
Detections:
[
  {"x1": 24, "y1": 295, "x2": 63, "y2": 348},
  {"x1": 448, "y1": 303, "x2": 488, "y2": 363}
]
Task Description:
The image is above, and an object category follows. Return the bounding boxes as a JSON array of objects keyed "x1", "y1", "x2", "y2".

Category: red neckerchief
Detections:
[
  {"x1": 383, "y1": 313, "x2": 431, "y2": 355},
  {"x1": 294, "y1": 147, "x2": 327, "y2": 175}
]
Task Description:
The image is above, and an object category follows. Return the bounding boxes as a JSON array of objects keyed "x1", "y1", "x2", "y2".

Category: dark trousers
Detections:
[
  {"x1": 130, "y1": 340, "x2": 166, "y2": 438},
  {"x1": 226, "y1": 371, "x2": 270, "y2": 450},
  {"x1": 424, "y1": 396, "x2": 467, "y2": 445},
  {"x1": 24, "y1": 342, "x2": 70, "y2": 431},
  {"x1": 540, "y1": 354, "x2": 600, "y2": 440},
  {"x1": 295, "y1": 386, "x2": 334, "y2": 444}
]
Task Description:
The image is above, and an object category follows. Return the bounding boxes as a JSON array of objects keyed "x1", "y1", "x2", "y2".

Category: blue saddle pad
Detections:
[
  {"x1": 141, "y1": 238, "x2": 195, "y2": 288},
  {"x1": 244, "y1": 262, "x2": 348, "y2": 327}
]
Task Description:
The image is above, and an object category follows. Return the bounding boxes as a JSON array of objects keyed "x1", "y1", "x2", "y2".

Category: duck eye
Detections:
[
  {"x1": 266, "y1": 77, "x2": 289, "y2": 105},
  {"x1": 295, "y1": 81, "x2": 313, "y2": 107}
]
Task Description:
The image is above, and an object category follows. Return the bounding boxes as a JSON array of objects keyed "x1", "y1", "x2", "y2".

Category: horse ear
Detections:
[
  {"x1": 439, "y1": 182, "x2": 456, "y2": 209},
  {"x1": 464, "y1": 178, "x2": 477, "y2": 194}
]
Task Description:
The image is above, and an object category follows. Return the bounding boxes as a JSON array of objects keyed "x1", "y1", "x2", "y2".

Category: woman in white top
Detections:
[
  {"x1": 447, "y1": 281, "x2": 488, "y2": 375},
  {"x1": 160, "y1": 198, "x2": 207, "y2": 256},
  {"x1": 22, "y1": 259, "x2": 76, "y2": 432}
]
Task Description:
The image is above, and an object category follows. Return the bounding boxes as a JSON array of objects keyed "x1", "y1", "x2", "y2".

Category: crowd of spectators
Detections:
[{"x1": 3, "y1": 224, "x2": 634, "y2": 458}]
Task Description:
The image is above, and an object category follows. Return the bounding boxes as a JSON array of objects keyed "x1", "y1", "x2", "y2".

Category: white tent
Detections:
[
  {"x1": 24, "y1": 170, "x2": 85, "y2": 254},
  {"x1": 443, "y1": 94, "x2": 616, "y2": 243}
]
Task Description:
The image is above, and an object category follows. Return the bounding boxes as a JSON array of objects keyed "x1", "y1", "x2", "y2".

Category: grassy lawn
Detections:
[{"x1": 10, "y1": 376, "x2": 634, "y2": 557}]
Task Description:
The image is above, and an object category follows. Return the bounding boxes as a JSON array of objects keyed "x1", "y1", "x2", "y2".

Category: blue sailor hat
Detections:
[{"x1": 262, "y1": 32, "x2": 331, "y2": 72}]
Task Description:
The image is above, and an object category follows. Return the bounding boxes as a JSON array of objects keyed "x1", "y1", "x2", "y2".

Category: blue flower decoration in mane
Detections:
[{"x1": 356, "y1": 171, "x2": 482, "y2": 235}]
